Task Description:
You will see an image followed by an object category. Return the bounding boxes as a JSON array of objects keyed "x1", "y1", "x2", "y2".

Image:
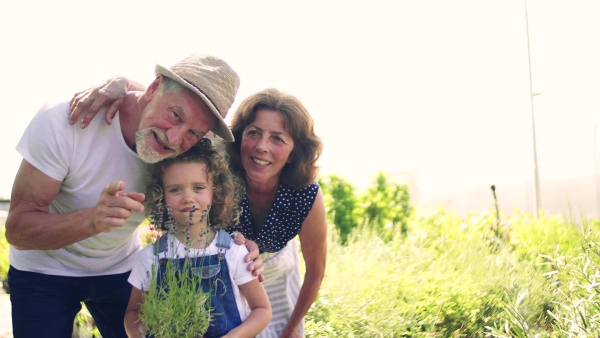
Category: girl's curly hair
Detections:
[{"x1": 143, "y1": 138, "x2": 244, "y2": 230}]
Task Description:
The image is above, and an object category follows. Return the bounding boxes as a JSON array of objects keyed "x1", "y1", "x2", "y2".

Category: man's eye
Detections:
[{"x1": 172, "y1": 111, "x2": 181, "y2": 120}]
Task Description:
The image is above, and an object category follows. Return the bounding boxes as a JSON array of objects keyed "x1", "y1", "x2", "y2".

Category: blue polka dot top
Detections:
[{"x1": 230, "y1": 182, "x2": 320, "y2": 253}]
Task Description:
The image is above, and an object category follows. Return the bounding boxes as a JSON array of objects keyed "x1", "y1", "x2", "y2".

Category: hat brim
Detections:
[{"x1": 155, "y1": 64, "x2": 234, "y2": 142}]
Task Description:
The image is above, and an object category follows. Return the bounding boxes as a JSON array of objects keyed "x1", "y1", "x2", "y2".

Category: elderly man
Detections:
[{"x1": 6, "y1": 53, "x2": 260, "y2": 338}]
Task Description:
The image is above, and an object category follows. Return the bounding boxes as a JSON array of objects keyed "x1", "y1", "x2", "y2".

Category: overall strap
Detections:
[
  {"x1": 216, "y1": 229, "x2": 232, "y2": 250},
  {"x1": 153, "y1": 234, "x2": 169, "y2": 256}
]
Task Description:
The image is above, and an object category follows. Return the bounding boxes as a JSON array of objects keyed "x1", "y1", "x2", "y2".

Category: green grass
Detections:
[
  {"x1": 304, "y1": 207, "x2": 593, "y2": 337},
  {"x1": 2, "y1": 207, "x2": 600, "y2": 337}
]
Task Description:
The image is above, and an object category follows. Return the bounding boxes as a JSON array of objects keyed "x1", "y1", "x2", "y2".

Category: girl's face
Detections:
[
  {"x1": 240, "y1": 109, "x2": 294, "y2": 186},
  {"x1": 162, "y1": 161, "x2": 214, "y2": 227}
]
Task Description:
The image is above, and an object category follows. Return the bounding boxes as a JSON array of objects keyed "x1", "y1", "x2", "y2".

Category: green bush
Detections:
[
  {"x1": 319, "y1": 174, "x2": 360, "y2": 244},
  {"x1": 320, "y1": 171, "x2": 412, "y2": 244},
  {"x1": 358, "y1": 172, "x2": 412, "y2": 240}
]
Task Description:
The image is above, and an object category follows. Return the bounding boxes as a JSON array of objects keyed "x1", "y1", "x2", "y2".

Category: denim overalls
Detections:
[{"x1": 152, "y1": 229, "x2": 243, "y2": 337}]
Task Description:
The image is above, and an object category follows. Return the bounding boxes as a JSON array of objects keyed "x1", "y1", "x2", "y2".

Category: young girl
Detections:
[{"x1": 125, "y1": 138, "x2": 271, "y2": 338}]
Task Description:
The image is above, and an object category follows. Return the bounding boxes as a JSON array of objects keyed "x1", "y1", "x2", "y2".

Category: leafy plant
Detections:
[
  {"x1": 139, "y1": 257, "x2": 212, "y2": 338},
  {"x1": 319, "y1": 174, "x2": 360, "y2": 243},
  {"x1": 358, "y1": 172, "x2": 412, "y2": 239},
  {"x1": 319, "y1": 171, "x2": 413, "y2": 244}
]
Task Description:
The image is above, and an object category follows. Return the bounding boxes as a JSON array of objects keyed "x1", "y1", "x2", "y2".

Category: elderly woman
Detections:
[
  {"x1": 225, "y1": 89, "x2": 326, "y2": 337},
  {"x1": 71, "y1": 82, "x2": 327, "y2": 338}
]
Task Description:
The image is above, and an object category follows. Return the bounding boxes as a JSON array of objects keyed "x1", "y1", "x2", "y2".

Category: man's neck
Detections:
[{"x1": 119, "y1": 92, "x2": 147, "y2": 150}]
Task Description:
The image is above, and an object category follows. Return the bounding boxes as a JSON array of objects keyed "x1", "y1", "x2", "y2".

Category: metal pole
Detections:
[{"x1": 524, "y1": 0, "x2": 540, "y2": 218}]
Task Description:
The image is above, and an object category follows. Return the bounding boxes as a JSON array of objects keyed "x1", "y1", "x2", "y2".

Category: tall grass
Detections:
[
  {"x1": 305, "y1": 206, "x2": 591, "y2": 337},
  {"x1": 1, "y1": 207, "x2": 600, "y2": 337}
]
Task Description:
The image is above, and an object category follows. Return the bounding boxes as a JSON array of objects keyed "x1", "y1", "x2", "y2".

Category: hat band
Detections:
[{"x1": 183, "y1": 78, "x2": 221, "y2": 116}]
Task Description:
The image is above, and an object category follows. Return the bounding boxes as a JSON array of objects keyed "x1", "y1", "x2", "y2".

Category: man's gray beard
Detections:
[{"x1": 135, "y1": 127, "x2": 181, "y2": 163}]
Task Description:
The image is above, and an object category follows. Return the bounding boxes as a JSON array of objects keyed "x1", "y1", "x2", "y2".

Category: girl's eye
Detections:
[
  {"x1": 194, "y1": 186, "x2": 205, "y2": 191},
  {"x1": 168, "y1": 187, "x2": 181, "y2": 193}
]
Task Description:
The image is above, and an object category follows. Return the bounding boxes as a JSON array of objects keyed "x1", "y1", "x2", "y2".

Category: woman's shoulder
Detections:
[
  {"x1": 278, "y1": 182, "x2": 320, "y2": 206},
  {"x1": 279, "y1": 182, "x2": 319, "y2": 195}
]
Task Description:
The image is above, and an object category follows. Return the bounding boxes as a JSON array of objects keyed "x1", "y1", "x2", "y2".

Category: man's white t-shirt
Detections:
[
  {"x1": 128, "y1": 231, "x2": 256, "y2": 320},
  {"x1": 11, "y1": 99, "x2": 150, "y2": 276}
]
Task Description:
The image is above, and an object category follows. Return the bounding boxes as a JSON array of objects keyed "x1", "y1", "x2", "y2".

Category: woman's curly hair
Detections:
[{"x1": 143, "y1": 138, "x2": 245, "y2": 230}]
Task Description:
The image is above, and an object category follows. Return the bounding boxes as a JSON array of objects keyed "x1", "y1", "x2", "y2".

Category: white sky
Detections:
[{"x1": 1, "y1": 0, "x2": 599, "y2": 214}]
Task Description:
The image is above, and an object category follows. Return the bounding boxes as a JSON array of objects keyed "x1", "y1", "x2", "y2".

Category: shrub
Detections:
[
  {"x1": 319, "y1": 174, "x2": 360, "y2": 244},
  {"x1": 319, "y1": 171, "x2": 413, "y2": 244}
]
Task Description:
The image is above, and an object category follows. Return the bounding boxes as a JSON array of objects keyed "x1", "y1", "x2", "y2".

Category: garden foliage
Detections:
[
  {"x1": 319, "y1": 171, "x2": 412, "y2": 243},
  {"x1": 139, "y1": 258, "x2": 212, "y2": 338},
  {"x1": 2, "y1": 172, "x2": 600, "y2": 337}
]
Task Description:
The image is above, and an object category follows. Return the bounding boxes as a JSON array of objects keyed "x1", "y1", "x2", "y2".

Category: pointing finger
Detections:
[{"x1": 122, "y1": 192, "x2": 146, "y2": 204}]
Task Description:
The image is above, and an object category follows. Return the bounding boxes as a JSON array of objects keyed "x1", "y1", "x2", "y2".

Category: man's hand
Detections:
[
  {"x1": 69, "y1": 76, "x2": 142, "y2": 128},
  {"x1": 231, "y1": 232, "x2": 265, "y2": 283},
  {"x1": 6, "y1": 161, "x2": 146, "y2": 250},
  {"x1": 91, "y1": 181, "x2": 145, "y2": 234}
]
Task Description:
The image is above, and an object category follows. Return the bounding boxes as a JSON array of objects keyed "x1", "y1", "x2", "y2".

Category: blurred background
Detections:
[{"x1": 1, "y1": 0, "x2": 599, "y2": 218}]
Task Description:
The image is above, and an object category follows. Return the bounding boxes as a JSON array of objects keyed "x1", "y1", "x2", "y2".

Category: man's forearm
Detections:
[{"x1": 6, "y1": 208, "x2": 99, "y2": 250}]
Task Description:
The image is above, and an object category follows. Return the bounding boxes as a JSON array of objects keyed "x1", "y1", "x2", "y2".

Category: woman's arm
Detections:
[
  {"x1": 283, "y1": 189, "x2": 328, "y2": 337},
  {"x1": 124, "y1": 287, "x2": 146, "y2": 338},
  {"x1": 224, "y1": 279, "x2": 272, "y2": 338},
  {"x1": 69, "y1": 76, "x2": 145, "y2": 128}
]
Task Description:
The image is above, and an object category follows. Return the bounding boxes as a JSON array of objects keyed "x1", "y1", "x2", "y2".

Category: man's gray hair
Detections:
[{"x1": 159, "y1": 76, "x2": 188, "y2": 94}]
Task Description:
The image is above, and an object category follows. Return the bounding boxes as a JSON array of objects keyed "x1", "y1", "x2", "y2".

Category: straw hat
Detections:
[{"x1": 155, "y1": 53, "x2": 240, "y2": 142}]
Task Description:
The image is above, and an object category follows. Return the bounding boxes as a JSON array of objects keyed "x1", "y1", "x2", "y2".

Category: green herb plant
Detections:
[{"x1": 138, "y1": 204, "x2": 214, "y2": 338}]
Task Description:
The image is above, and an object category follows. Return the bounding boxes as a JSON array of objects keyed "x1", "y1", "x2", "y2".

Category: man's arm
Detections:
[
  {"x1": 70, "y1": 76, "x2": 146, "y2": 129},
  {"x1": 6, "y1": 160, "x2": 145, "y2": 250}
]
